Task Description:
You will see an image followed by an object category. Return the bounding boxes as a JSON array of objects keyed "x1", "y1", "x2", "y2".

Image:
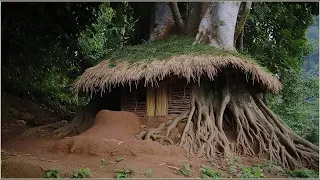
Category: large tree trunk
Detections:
[
  {"x1": 193, "y1": 2, "x2": 241, "y2": 50},
  {"x1": 149, "y1": 2, "x2": 175, "y2": 41},
  {"x1": 139, "y1": 2, "x2": 319, "y2": 170}
]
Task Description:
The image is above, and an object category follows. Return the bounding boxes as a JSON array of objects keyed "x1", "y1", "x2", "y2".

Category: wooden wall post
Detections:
[
  {"x1": 155, "y1": 80, "x2": 169, "y2": 116},
  {"x1": 146, "y1": 86, "x2": 156, "y2": 116}
]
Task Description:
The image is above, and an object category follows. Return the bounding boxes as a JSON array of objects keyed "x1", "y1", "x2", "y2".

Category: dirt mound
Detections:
[
  {"x1": 81, "y1": 110, "x2": 141, "y2": 140},
  {"x1": 52, "y1": 136, "x2": 185, "y2": 158},
  {"x1": 52, "y1": 110, "x2": 185, "y2": 159}
]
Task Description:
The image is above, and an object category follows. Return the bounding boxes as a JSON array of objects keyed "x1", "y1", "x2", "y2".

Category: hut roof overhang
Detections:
[{"x1": 72, "y1": 37, "x2": 281, "y2": 96}]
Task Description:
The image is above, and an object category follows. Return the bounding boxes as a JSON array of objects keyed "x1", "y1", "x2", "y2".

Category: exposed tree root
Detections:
[
  {"x1": 139, "y1": 74, "x2": 319, "y2": 170},
  {"x1": 21, "y1": 121, "x2": 67, "y2": 137},
  {"x1": 21, "y1": 94, "x2": 113, "y2": 139}
]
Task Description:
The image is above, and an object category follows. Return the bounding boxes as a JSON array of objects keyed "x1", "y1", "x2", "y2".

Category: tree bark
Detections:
[
  {"x1": 149, "y1": 2, "x2": 175, "y2": 41},
  {"x1": 239, "y1": 26, "x2": 244, "y2": 52},
  {"x1": 193, "y1": 2, "x2": 241, "y2": 50},
  {"x1": 234, "y1": 2, "x2": 252, "y2": 43},
  {"x1": 185, "y1": 2, "x2": 201, "y2": 35},
  {"x1": 168, "y1": 2, "x2": 185, "y2": 32}
]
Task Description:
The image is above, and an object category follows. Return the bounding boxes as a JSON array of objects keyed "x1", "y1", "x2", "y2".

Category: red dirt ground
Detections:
[{"x1": 1, "y1": 94, "x2": 288, "y2": 178}]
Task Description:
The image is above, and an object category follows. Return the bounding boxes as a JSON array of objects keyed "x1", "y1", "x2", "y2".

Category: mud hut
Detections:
[
  {"x1": 47, "y1": 37, "x2": 318, "y2": 170},
  {"x1": 72, "y1": 37, "x2": 281, "y2": 118}
]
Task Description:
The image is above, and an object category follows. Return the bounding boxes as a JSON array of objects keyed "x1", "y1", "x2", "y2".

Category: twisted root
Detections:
[{"x1": 139, "y1": 77, "x2": 319, "y2": 170}]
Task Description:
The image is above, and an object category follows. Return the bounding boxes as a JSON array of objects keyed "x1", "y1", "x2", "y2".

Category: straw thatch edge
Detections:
[{"x1": 72, "y1": 54, "x2": 282, "y2": 97}]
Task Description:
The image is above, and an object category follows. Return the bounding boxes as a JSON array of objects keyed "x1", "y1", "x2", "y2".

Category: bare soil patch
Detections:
[{"x1": 1, "y1": 94, "x2": 288, "y2": 178}]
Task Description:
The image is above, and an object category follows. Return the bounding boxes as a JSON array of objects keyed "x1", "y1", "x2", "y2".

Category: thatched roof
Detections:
[{"x1": 72, "y1": 37, "x2": 281, "y2": 96}]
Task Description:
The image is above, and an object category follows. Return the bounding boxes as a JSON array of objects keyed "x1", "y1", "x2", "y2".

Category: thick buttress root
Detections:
[
  {"x1": 139, "y1": 75, "x2": 319, "y2": 170},
  {"x1": 21, "y1": 106, "x2": 96, "y2": 139},
  {"x1": 21, "y1": 95, "x2": 109, "y2": 139}
]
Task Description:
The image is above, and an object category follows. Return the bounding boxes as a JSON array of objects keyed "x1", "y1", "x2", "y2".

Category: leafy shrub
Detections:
[
  {"x1": 45, "y1": 168, "x2": 61, "y2": 178},
  {"x1": 71, "y1": 168, "x2": 93, "y2": 178},
  {"x1": 78, "y1": 2, "x2": 135, "y2": 64},
  {"x1": 200, "y1": 166, "x2": 221, "y2": 178},
  {"x1": 144, "y1": 169, "x2": 153, "y2": 178},
  {"x1": 268, "y1": 73, "x2": 319, "y2": 146},
  {"x1": 241, "y1": 166, "x2": 265, "y2": 178},
  {"x1": 115, "y1": 169, "x2": 134, "y2": 179},
  {"x1": 179, "y1": 163, "x2": 191, "y2": 177},
  {"x1": 286, "y1": 168, "x2": 318, "y2": 178}
]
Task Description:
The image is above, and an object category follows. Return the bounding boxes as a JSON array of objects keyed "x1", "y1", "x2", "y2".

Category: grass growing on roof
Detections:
[
  {"x1": 73, "y1": 35, "x2": 281, "y2": 95},
  {"x1": 102, "y1": 36, "x2": 257, "y2": 64}
]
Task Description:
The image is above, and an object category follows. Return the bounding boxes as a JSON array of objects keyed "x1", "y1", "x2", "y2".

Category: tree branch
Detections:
[
  {"x1": 168, "y1": 2, "x2": 185, "y2": 32},
  {"x1": 234, "y1": 2, "x2": 252, "y2": 43},
  {"x1": 185, "y1": 2, "x2": 201, "y2": 35}
]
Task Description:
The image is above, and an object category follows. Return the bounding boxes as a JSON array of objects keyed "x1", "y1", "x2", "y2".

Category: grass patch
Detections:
[
  {"x1": 241, "y1": 166, "x2": 265, "y2": 178},
  {"x1": 115, "y1": 169, "x2": 134, "y2": 179},
  {"x1": 144, "y1": 168, "x2": 153, "y2": 178},
  {"x1": 45, "y1": 168, "x2": 61, "y2": 178},
  {"x1": 71, "y1": 168, "x2": 93, "y2": 178},
  {"x1": 179, "y1": 163, "x2": 192, "y2": 177},
  {"x1": 200, "y1": 166, "x2": 221, "y2": 178},
  {"x1": 100, "y1": 36, "x2": 258, "y2": 65}
]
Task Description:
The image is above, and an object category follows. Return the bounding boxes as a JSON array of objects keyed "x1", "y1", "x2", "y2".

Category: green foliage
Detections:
[
  {"x1": 304, "y1": 16, "x2": 319, "y2": 77},
  {"x1": 78, "y1": 2, "x2": 135, "y2": 64},
  {"x1": 285, "y1": 168, "x2": 319, "y2": 178},
  {"x1": 71, "y1": 168, "x2": 93, "y2": 178},
  {"x1": 144, "y1": 169, "x2": 153, "y2": 178},
  {"x1": 179, "y1": 163, "x2": 192, "y2": 177},
  {"x1": 45, "y1": 168, "x2": 61, "y2": 178},
  {"x1": 200, "y1": 166, "x2": 221, "y2": 178},
  {"x1": 3, "y1": 107, "x2": 19, "y2": 117},
  {"x1": 229, "y1": 154, "x2": 242, "y2": 165},
  {"x1": 2, "y1": 3, "x2": 101, "y2": 114},
  {"x1": 267, "y1": 72, "x2": 319, "y2": 145},
  {"x1": 244, "y1": 3, "x2": 314, "y2": 73},
  {"x1": 241, "y1": 166, "x2": 265, "y2": 178},
  {"x1": 115, "y1": 169, "x2": 134, "y2": 179},
  {"x1": 2, "y1": 2, "x2": 136, "y2": 114},
  {"x1": 244, "y1": 3, "x2": 319, "y2": 145}
]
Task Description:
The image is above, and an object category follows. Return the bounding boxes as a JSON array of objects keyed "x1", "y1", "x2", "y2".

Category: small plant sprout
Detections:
[
  {"x1": 71, "y1": 168, "x2": 93, "y2": 178},
  {"x1": 241, "y1": 166, "x2": 265, "y2": 178},
  {"x1": 200, "y1": 166, "x2": 221, "y2": 178},
  {"x1": 179, "y1": 163, "x2": 192, "y2": 177},
  {"x1": 115, "y1": 157, "x2": 125, "y2": 162},
  {"x1": 100, "y1": 159, "x2": 105, "y2": 168},
  {"x1": 144, "y1": 169, "x2": 153, "y2": 178},
  {"x1": 45, "y1": 168, "x2": 61, "y2": 178},
  {"x1": 115, "y1": 168, "x2": 134, "y2": 179},
  {"x1": 234, "y1": 156, "x2": 241, "y2": 164}
]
